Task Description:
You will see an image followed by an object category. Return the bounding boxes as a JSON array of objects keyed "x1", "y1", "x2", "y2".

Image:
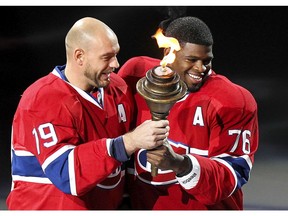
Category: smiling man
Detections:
[
  {"x1": 118, "y1": 16, "x2": 259, "y2": 210},
  {"x1": 6, "y1": 17, "x2": 169, "y2": 210}
]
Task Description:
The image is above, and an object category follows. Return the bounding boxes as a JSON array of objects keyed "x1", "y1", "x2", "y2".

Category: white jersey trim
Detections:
[
  {"x1": 52, "y1": 69, "x2": 102, "y2": 109},
  {"x1": 13, "y1": 149, "x2": 34, "y2": 156},
  {"x1": 211, "y1": 157, "x2": 238, "y2": 197},
  {"x1": 12, "y1": 175, "x2": 52, "y2": 184},
  {"x1": 136, "y1": 171, "x2": 178, "y2": 186},
  {"x1": 176, "y1": 154, "x2": 201, "y2": 190},
  {"x1": 68, "y1": 148, "x2": 77, "y2": 196},
  {"x1": 215, "y1": 153, "x2": 253, "y2": 170},
  {"x1": 106, "y1": 138, "x2": 112, "y2": 157},
  {"x1": 190, "y1": 147, "x2": 208, "y2": 156},
  {"x1": 42, "y1": 145, "x2": 75, "y2": 171},
  {"x1": 241, "y1": 154, "x2": 253, "y2": 170},
  {"x1": 97, "y1": 169, "x2": 125, "y2": 189}
]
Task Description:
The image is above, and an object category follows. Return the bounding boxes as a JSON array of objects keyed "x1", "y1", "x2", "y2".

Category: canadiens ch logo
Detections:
[
  {"x1": 135, "y1": 140, "x2": 189, "y2": 184},
  {"x1": 136, "y1": 149, "x2": 172, "y2": 174},
  {"x1": 135, "y1": 149, "x2": 178, "y2": 185},
  {"x1": 97, "y1": 166, "x2": 124, "y2": 189}
]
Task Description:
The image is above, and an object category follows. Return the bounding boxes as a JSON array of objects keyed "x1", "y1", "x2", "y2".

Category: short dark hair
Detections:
[{"x1": 164, "y1": 16, "x2": 213, "y2": 46}]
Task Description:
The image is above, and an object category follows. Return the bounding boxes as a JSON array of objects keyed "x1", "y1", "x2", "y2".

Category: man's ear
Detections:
[
  {"x1": 163, "y1": 47, "x2": 171, "y2": 56},
  {"x1": 74, "y1": 49, "x2": 84, "y2": 66}
]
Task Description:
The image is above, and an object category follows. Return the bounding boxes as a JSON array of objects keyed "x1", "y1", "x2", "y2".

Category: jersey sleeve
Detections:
[{"x1": 176, "y1": 85, "x2": 259, "y2": 205}]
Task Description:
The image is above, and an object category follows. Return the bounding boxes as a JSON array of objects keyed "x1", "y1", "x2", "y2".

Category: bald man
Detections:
[{"x1": 6, "y1": 17, "x2": 169, "y2": 210}]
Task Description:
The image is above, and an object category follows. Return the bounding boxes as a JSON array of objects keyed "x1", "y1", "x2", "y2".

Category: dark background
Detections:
[{"x1": 0, "y1": 6, "x2": 288, "y2": 210}]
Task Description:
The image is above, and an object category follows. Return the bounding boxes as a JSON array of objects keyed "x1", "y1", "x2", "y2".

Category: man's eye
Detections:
[
  {"x1": 186, "y1": 59, "x2": 197, "y2": 63},
  {"x1": 204, "y1": 61, "x2": 211, "y2": 66},
  {"x1": 102, "y1": 57, "x2": 111, "y2": 61}
]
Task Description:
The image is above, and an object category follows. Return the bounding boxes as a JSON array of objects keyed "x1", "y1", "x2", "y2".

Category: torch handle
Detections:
[
  {"x1": 151, "y1": 164, "x2": 158, "y2": 177},
  {"x1": 150, "y1": 114, "x2": 164, "y2": 177},
  {"x1": 150, "y1": 137, "x2": 171, "y2": 177}
]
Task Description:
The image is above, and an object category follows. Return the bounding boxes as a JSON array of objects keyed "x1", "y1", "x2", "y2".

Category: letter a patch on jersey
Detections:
[
  {"x1": 118, "y1": 104, "x2": 127, "y2": 122},
  {"x1": 193, "y1": 106, "x2": 204, "y2": 126}
]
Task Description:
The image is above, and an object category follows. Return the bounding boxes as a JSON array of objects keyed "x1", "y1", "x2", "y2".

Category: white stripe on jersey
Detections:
[
  {"x1": 211, "y1": 157, "x2": 238, "y2": 197},
  {"x1": 190, "y1": 147, "x2": 208, "y2": 156},
  {"x1": 14, "y1": 149, "x2": 34, "y2": 156},
  {"x1": 97, "y1": 170, "x2": 125, "y2": 189},
  {"x1": 136, "y1": 171, "x2": 178, "y2": 186},
  {"x1": 42, "y1": 145, "x2": 75, "y2": 171},
  {"x1": 106, "y1": 138, "x2": 112, "y2": 157},
  {"x1": 68, "y1": 148, "x2": 77, "y2": 196},
  {"x1": 12, "y1": 175, "x2": 52, "y2": 184},
  {"x1": 215, "y1": 153, "x2": 253, "y2": 170},
  {"x1": 241, "y1": 154, "x2": 253, "y2": 170}
]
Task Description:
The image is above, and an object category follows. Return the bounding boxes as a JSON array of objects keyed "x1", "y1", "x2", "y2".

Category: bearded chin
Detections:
[
  {"x1": 188, "y1": 75, "x2": 209, "y2": 93},
  {"x1": 188, "y1": 83, "x2": 202, "y2": 92}
]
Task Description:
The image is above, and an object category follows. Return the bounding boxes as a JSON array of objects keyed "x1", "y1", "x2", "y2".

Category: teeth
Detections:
[{"x1": 188, "y1": 73, "x2": 202, "y2": 81}]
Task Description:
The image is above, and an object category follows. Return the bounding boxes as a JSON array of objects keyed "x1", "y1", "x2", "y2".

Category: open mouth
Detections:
[
  {"x1": 101, "y1": 72, "x2": 111, "y2": 80},
  {"x1": 188, "y1": 73, "x2": 203, "y2": 82}
]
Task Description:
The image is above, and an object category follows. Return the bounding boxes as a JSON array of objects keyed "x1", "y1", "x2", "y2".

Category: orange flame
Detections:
[{"x1": 152, "y1": 28, "x2": 181, "y2": 68}]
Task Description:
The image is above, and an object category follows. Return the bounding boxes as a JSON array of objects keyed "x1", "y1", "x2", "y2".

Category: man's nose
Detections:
[
  {"x1": 110, "y1": 57, "x2": 120, "y2": 69},
  {"x1": 193, "y1": 61, "x2": 206, "y2": 73}
]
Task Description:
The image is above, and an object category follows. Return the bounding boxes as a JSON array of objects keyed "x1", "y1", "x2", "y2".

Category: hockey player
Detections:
[
  {"x1": 6, "y1": 17, "x2": 169, "y2": 210},
  {"x1": 118, "y1": 16, "x2": 259, "y2": 210}
]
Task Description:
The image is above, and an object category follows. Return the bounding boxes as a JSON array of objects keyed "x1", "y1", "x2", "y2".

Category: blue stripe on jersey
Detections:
[
  {"x1": 221, "y1": 156, "x2": 250, "y2": 189},
  {"x1": 44, "y1": 148, "x2": 73, "y2": 194},
  {"x1": 12, "y1": 150, "x2": 46, "y2": 178}
]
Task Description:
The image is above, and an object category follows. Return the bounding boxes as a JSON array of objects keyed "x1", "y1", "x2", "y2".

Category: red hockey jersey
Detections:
[
  {"x1": 118, "y1": 56, "x2": 259, "y2": 210},
  {"x1": 6, "y1": 65, "x2": 134, "y2": 210}
]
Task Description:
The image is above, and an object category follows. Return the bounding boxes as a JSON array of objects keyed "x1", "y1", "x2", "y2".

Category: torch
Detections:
[{"x1": 136, "y1": 29, "x2": 187, "y2": 177}]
